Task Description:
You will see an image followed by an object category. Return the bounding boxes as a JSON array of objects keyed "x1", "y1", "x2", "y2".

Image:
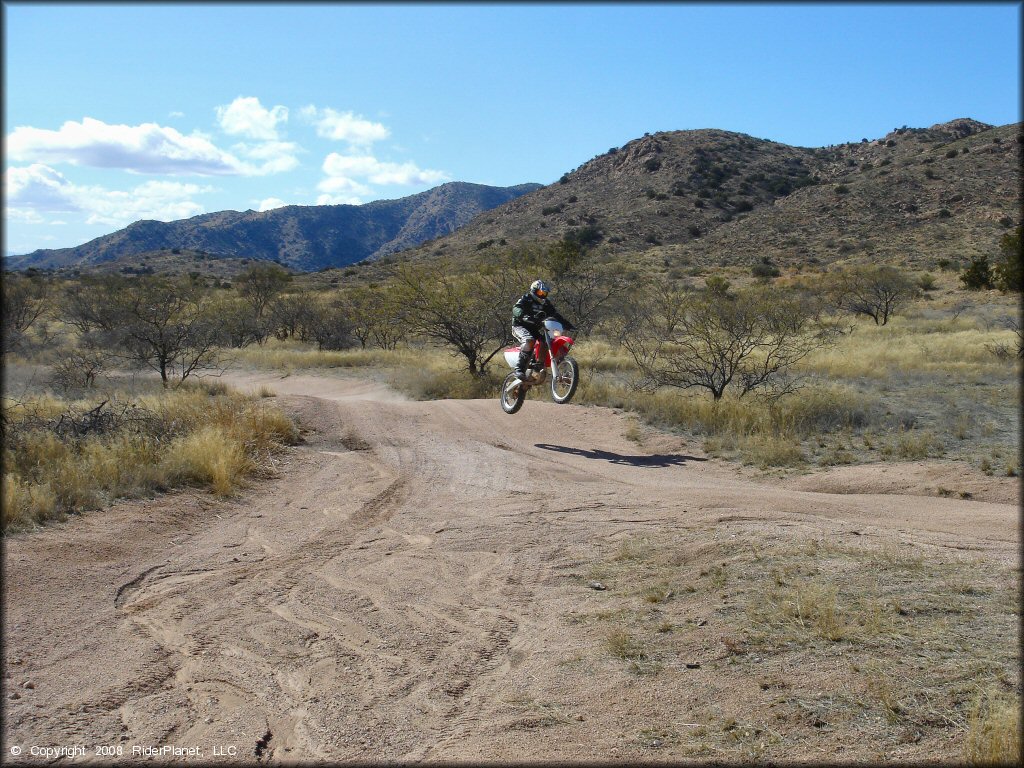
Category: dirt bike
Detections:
[{"x1": 499, "y1": 318, "x2": 579, "y2": 414}]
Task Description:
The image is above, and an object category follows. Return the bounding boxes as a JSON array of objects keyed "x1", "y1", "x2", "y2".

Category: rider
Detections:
[{"x1": 511, "y1": 279, "x2": 574, "y2": 381}]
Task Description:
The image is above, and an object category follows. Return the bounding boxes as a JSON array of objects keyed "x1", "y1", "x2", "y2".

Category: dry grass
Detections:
[
  {"x1": 2, "y1": 386, "x2": 298, "y2": 532},
  {"x1": 800, "y1": 321, "x2": 1018, "y2": 379},
  {"x1": 569, "y1": 294, "x2": 1019, "y2": 471},
  {"x1": 228, "y1": 337, "x2": 416, "y2": 372},
  {"x1": 964, "y1": 687, "x2": 1022, "y2": 765},
  {"x1": 570, "y1": 531, "x2": 1020, "y2": 761}
]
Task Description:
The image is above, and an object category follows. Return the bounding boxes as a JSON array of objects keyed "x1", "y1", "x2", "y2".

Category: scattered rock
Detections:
[
  {"x1": 587, "y1": 581, "x2": 607, "y2": 591},
  {"x1": 22, "y1": 681, "x2": 35, "y2": 689}
]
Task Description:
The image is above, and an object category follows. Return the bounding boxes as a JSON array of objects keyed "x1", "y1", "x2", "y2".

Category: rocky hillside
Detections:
[
  {"x1": 8, "y1": 182, "x2": 541, "y2": 272},
  {"x1": 388, "y1": 118, "x2": 1020, "y2": 272}
]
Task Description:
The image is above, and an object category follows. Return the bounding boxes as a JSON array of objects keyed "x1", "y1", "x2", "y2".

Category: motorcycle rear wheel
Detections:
[
  {"x1": 500, "y1": 372, "x2": 527, "y2": 414},
  {"x1": 551, "y1": 356, "x2": 579, "y2": 404}
]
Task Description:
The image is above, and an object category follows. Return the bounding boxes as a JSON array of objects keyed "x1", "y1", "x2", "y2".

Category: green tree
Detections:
[
  {"x1": 993, "y1": 226, "x2": 1022, "y2": 292},
  {"x1": 339, "y1": 286, "x2": 409, "y2": 350},
  {"x1": 960, "y1": 256, "x2": 994, "y2": 291},
  {"x1": 304, "y1": 296, "x2": 356, "y2": 351},
  {"x1": 60, "y1": 275, "x2": 222, "y2": 386}
]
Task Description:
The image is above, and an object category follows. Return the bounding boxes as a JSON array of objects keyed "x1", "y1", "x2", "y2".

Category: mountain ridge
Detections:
[{"x1": 8, "y1": 181, "x2": 542, "y2": 272}]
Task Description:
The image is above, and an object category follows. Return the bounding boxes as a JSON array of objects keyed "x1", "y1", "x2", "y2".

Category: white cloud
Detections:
[
  {"x1": 169, "y1": 110, "x2": 185, "y2": 119},
  {"x1": 316, "y1": 173, "x2": 373, "y2": 201},
  {"x1": 301, "y1": 106, "x2": 390, "y2": 147},
  {"x1": 258, "y1": 197, "x2": 288, "y2": 212},
  {"x1": 6, "y1": 117, "x2": 246, "y2": 176},
  {"x1": 5, "y1": 116, "x2": 301, "y2": 177},
  {"x1": 230, "y1": 140, "x2": 301, "y2": 175},
  {"x1": 5, "y1": 164, "x2": 81, "y2": 212},
  {"x1": 321, "y1": 152, "x2": 448, "y2": 188},
  {"x1": 7, "y1": 208, "x2": 46, "y2": 224},
  {"x1": 316, "y1": 193, "x2": 364, "y2": 206},
  {"x1": 216, "y1": 96, "x2": 288, "y2": 140},
  {"x1": 5, "y1": 163, "x2": 212, "y2": 228}
]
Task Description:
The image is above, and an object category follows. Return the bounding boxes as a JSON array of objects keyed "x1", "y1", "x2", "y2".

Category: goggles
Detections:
[{"x1": 535, "y1": 289, "x2": 548, "y2": 298}]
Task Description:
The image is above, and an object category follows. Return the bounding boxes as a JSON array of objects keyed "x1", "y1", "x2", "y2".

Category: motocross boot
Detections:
[{"x1": 514, "y1": 347, "x2": 533, "y2": 381}]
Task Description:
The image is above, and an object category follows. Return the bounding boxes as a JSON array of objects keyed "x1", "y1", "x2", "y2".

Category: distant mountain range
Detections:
[
  {"x1": 7, "y1": 182, "x2": 542, "y2": 272},
  {"x1": 8, "y1": 118, "x2": 1020, "y2": 275}
]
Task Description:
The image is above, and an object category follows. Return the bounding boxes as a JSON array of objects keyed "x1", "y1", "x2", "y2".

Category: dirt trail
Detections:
[{"x1": 3, "y1": 372, "x2": 1018, "y2": 763}]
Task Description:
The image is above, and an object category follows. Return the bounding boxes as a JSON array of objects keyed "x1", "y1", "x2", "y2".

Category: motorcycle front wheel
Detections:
[
  {"x1": 551, "y1": 356, "x2": 579, "y2": 404},
  {"x1": 500, "y1": 372, "x2": 527, "y2": 414}
]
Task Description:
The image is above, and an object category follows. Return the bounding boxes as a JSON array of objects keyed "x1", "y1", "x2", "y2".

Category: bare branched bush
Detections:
[
  {"x1": 392, "y1": 261, "x2": 518, "y2": 377},
  {"x1": 235, "y1": 262, "x2": 292, "y2": 320},
  {"x1": 59, "y1": 275, "x2": 224, "y2": 386},
  {"x1": 48, "y1": 348, "x2": 111, "y2": 392},
  {"x1": 826, "y1": 265, "x2": 921, "y2": 325},
  {"x1": 622, "y1": 285, "x2": 841, "y2": 401},
  {"x1": 2, "y1": 272, "x2": 51, "y2": 353}
]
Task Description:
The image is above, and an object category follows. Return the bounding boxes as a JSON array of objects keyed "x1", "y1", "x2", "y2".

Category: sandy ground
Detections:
[{"x1": 2, "y1": 371, "x2": 1019, "y2": 764}]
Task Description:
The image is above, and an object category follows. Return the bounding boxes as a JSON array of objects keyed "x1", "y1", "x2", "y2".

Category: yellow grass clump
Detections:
[
  {"x1": 963, "y1": 688, "x2": 1021, "y2": 765},
  {"x1": 800, "y1": 321, "x2": 1018, "y2": 379},
  {"x1": 229, "y1": 338, "x2": 417, "y2": 372},
  {"x1": 2, "y1": 385, "x2": 298, "y2": 533},
  {"x1": 161, "y1": 426, "x2": 253, "y2": 496}
]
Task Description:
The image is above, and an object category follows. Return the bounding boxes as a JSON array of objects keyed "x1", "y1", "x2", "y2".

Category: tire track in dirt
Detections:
[{"x1": 3, "y1": 371, "x2": 1018, "y2": 763}]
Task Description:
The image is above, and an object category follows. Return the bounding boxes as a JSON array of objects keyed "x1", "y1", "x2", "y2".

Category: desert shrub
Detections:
[
  {"x1": 993, "y1": 226, "x2": 1022, "y2": 292},
  {"x1": 1, "y1": 388, "x2": 298, "y2": 532},
  {"x1": 827, "y1": 265, "x2": 921, "y2": 325},
  {"x1": 752, "y1": 261, "x2": 781, "y2": 280},
  {"x1": 565, "y1": 224, "x2": 603, "y2": 249},
  {"x1": 623, "y1": 284, "x2": 840, "y2": 401},
  {"x1": 2, "y1": 272, "x2": 50, "y2": 354},
  {"x1": 960, "y1": 256, "x2": 994, "y2": 290}
]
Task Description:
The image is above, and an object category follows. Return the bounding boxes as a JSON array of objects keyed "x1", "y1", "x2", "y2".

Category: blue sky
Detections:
[{"x1": 3, "y1": 1, "x2": 1020, "y2": 257}]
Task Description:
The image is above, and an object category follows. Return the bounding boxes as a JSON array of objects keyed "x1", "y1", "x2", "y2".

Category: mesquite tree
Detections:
[
  {"x1": 391, "y1": 262, "x2": 517, "y2": 377},
  {"x1": 622, "y1": 284, "x2": 840, "y2": 401},
  {"x1": 61, "y1": 275, "x2": 223, "y2": 386},
  {"x1": 827, "y1": 265, "x2": 920, "y2": 325}
]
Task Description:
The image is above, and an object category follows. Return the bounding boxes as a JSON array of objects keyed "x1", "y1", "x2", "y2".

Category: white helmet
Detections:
[{"x1": 530, "y1": 279, "x2": 550, "y2": 300}]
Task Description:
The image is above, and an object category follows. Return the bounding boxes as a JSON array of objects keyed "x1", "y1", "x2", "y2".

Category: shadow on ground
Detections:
[{"x1": 535, "y1": 443, "x2": 707, "y2": 468}]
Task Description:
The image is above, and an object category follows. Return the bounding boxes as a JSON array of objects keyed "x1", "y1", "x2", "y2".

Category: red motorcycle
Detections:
[{"x1": 500, "y1": 319, "x2": 579, "y2": 414}]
